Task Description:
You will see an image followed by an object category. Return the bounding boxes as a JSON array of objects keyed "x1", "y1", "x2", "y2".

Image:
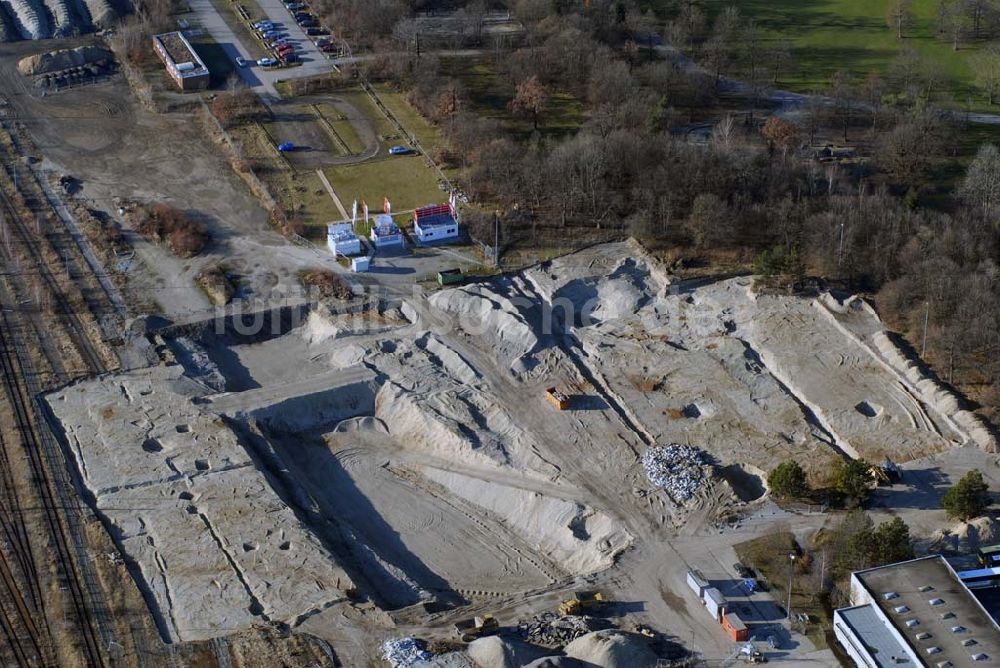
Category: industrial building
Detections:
[
  {"x1": 327, "y1": 222, "x2": 361, "y2": 256},
  {"x1": 370, "y1": 214, "x2": 404, "y2": 248},
  {"x1": 152, "y1": 32, "x2": 209, "y2": 90},
  {"x1": 834, "y1": 555, "x2": 1000, "y2": 667},
  {"x1": 413, "y1": 202, "x2": 459, "y2": 244}
]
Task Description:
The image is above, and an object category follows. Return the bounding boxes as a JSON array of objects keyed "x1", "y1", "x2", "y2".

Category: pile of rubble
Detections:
[
  {"x1": 382, "y1": 637, "x2": 432, "y2": 667},
  {"x1": 516, "y1": 613, "x2": 611, "y2": 648},
  {"x1": 642, "y1": 444, "x2": 706, "y2": 501}
]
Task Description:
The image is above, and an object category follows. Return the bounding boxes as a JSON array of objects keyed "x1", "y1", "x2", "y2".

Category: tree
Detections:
[
  {"x1": 961, "y1": 143, "x2": 1000, "y2": 214},
  {"x1": 971, "y1": 45, "x2": 1000, "y2": 105},
  {"x1": 829, "y1": 70, "x2": 855, "y2": 142},
  {"x1": 886, "y1": 0, "x2": 914, "y2": 38},
  {"x1": 834, "y1": 459, "x2": 871, "y2": 506},
  {"x1": 761, "y1": 116, "x2": 800, "y2": 158},
  {"x1": 509, "y1": 76, "x2": 548, "y2": 130},
  {"x1": 942, "y1": 469, "x2": 992, "y2": 521},
  {"x1": 938, "y1": 0, "x2": 971, "y2": 50},
  {"x1": 870, "y1": 516, "x2": 915, "y2": 564},
  {"x1": 768, "y1": 461, "x2": 807, "y2": 498}
]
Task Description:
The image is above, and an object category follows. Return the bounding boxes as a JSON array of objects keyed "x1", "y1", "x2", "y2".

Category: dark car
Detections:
[
  {"x1": 734, "y1": 563, "x2": 755, "y2": 579},
  {"x1": 298, "y1": 17, "x2": 318, "y2": 26},
  {"x1": 293, "y1": 11, "x2": 312, "y2": 20},
  {"x1": 305, "y1": 26, "x2": 328, "y2": 35}
]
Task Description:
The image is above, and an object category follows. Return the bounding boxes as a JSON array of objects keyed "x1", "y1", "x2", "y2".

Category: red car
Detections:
[{"x1": 276, "y1": 44, "x2": 294, "y2": 55}]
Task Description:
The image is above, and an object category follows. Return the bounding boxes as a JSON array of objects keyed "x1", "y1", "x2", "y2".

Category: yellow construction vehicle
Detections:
[
  {"x1": 868, "y1": 458, "x2": 902, "y2": 486},
  {"x1": 558, "y1": 591, "x2": 604, "y2": 616},
  {"x1": 546, "y1": 387, "x2": 570, "y2": 410},
  {"x1": 455, "y1": 614, "x2": 499, "y2": 642}
]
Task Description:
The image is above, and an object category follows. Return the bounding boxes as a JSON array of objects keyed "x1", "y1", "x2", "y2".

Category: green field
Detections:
[
  {"x1": 440, "y1": 57, "x2": 589, "y2": 138},
  {"x1": 324, "y1": 155, "x2": 446, "y2": 214},
  {"x1": 702, "y1": 0, "x2": 995, "y2": 109},
  {"x1": 314, "y1": 103, "x2": 366, "y2": 154}
]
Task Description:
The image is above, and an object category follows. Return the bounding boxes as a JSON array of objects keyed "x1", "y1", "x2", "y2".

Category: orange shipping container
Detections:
[{"x1": 722, "y1": 613, "x2": 749, "y2": 642}]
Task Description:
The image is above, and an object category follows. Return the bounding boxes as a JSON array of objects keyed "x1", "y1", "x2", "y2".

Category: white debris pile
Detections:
[
  {"x1": 383, "y1": 637, "x2": 432, "y2": 667},
  {"x1": 642, "y1": 444, "x2": 707, "y2": 501}
]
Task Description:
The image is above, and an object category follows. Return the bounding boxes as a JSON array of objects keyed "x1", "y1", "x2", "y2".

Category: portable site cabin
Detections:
[
  {"x1": 722, "y1": 613, "x2": 749, "y2": 641},
  {"x1": 351, "y1": 256, "x2": 370, "y2": 272},
  {"x1": 687, "y1": 570, "x2": 709, "y2": 598},
  {"x1": 703, "y1": 587, "x2": 727, "y2": 621},
  {"x1": 370, "y1": 214, "x2": 404, "y2": 248}
]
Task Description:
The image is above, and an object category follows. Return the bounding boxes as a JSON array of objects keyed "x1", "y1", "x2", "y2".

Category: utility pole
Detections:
[
  {"x1": 837, "y1": 222, "x2": 845, "y2": 271},
  {"x1": 493, "y1": 210, "x2": 500, "y2": 268},
  {"x1": 786, "y1": 553, "x2": 796, "y2": 623},
  {"x1": 921, "y1": 300, "x2": 930, "y2": 358}
]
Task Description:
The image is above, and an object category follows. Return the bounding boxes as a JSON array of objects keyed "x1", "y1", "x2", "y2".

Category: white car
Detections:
[{"x1": 257, "y1": 57, "x2": 278, "y2": 67}]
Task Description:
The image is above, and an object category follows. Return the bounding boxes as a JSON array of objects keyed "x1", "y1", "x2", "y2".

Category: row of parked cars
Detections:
[{"x1": 281, "y1": 0, "x2": 341, "y2": 55}]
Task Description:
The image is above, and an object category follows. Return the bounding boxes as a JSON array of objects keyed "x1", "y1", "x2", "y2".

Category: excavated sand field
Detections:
[{"x1": 45, "y1": 241, "x2": 993, "y2": 646}]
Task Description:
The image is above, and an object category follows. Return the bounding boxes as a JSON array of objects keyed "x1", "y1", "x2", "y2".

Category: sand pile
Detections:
[
  {"x1": 0, "y1": 0, "x2": 123, "y2": 40},
  {"x1": 467, "y1": 635, "x2": 548, "y2": 668},
  {"x1": 17, "y1": 44, "x2": 112, "y2": 74},
  {"x1": 563, "y1": 630, "x2": 659, "y2": 668},
  {"x1": 930, "y1": 516, "x2": 1000, "y2": 553}
]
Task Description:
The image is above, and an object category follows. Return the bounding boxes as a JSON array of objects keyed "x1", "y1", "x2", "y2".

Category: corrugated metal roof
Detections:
[{"x1": 838, "y1": 604, "x2": 912, "y2": 668}]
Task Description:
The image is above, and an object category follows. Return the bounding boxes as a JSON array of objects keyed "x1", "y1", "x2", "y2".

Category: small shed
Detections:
[
  {"x1": 351, "y1": 256, "x2": 370, "y2": 272},
  {"x1": 413, "y1": 203, "x2": 459, "y2": 244}
]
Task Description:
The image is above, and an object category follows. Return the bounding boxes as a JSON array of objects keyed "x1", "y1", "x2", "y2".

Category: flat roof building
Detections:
[
  {"x1": 152, "y1": 32, "x2": 209, "y2": 91},
  {"x1": 834, "y1": 555, "x2": 1000, "y2": 667},
  {"x1": 413, "y1": 203, "x2": 459, "y2": 244},
  {"x1": 327, "y1": 222, "x2": 361, "y2": 256}
]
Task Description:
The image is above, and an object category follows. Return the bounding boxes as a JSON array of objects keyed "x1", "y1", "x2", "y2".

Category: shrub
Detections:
[
  {"x1": 299, "y1": 268, "x2": 353, "y2": 300},
  {"x1": 768, "y1": 461, "x2": 807, "y2": 499},
  {"x1": 135, "y1": 204, "x2": 209, "y2": 258}
]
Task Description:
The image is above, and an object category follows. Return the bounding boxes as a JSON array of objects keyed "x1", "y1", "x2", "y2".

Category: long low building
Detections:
[
  {"x1": 327, "y1": 222, "x2": 361, "y2": 256},
  {"x1": 834, "y1": 555, "x2": 1000, "y2": 667},
  {"x1": 152, "y1": 32, "x2": 209, "y2": 90}
]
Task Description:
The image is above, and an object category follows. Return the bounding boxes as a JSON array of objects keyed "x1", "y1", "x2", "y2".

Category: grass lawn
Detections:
[
  {"x1": 440, "y1": 56, "x2": 589, "y2": 138},
  {"x1": 374, "y1": 87, "x2": 448, "y2": 152},
  {"x1": 324, "y1": 155, "x2": 446, "y2": 213},
  {"x1": 701, "y1": 0, "x2": 996, "y2": 111},
  {"x1": 313, "y1": 103, "x2": 365, "y2": 154}
]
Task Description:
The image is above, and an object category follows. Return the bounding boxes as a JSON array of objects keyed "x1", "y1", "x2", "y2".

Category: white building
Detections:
[
  {"x1": 370, "y1": 214, "x2": 404, "y2": 248},
  {"x1": 327, "y1": 223, "x2": 361, "y2": 256},
  {"x1": 412, "y1": 202, "x2": 459, "y2": 244},
  {"x1": 833, "y1": 555, "x2": 1000, "y2": 667}
]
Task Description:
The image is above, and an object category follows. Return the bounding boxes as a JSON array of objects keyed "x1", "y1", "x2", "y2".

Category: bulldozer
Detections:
[
  {"x1": 558, "y1": 591, "x2": 604, "y2": 616},
  {"x1": 454, "y1": 614, "x2": 499, "y2": 642},
  {"x1": 868, "y1": 458, "x2": 902, "y2": 486}
]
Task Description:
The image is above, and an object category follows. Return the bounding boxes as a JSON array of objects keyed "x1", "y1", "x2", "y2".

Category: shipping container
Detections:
[
  {"x1": 722, "y1": 613, "x2": 749, "y2": 641},
  {"x1": 687, "y1": 570, "x2": 709, "y2": 598},
  {"x1": 703, "y1": 587, "x2": 727, "y2": 621}
]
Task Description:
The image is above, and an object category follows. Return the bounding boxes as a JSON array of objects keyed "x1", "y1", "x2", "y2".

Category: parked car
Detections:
[
  {"x1": 299, "y1": 18, "x2": 318, "y2": 27},
  {"x1": 305, "y1": 26, "x2": 328, "y2": 35},
  {"x1": 319, "y1": 42, "x2": 337, "y2": 52},
  {"x1": 277, "y1": 142, "x2": 295, "y2": 152},
  {"x1": 276, "y1": 45, "x2": 294, "y2": 56},
  {"x1": 268, "y1": 37, "x2": 288, "y2": 47},
  {"x1": 293, "y1": 11, "x2": 311, "y2": 19},
  {"x1": 733, "y1": 563, "x2": 755, "y2": 579},
  {"x1": 286, "y1": 2, "x2": 306, "y2": 9},
  {"x1": 257, "y1": 57, "x2": 278, "y2": 67},
  {"x1": 389, "y1": 145, "x2": 414, "y2": 155},
  {"x1": 261, "y1": 29, "x2": 281, "y2": 38},
  {"x1": 252, "y1": 21, "x2": 274, "y2": 29},
  {"x1": 281, "y1": 51, "x2": 298, "y2": 62}
]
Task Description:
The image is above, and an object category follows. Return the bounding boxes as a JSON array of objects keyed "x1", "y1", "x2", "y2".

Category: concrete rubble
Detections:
[
  {"x1": 382, "y1": 637, "x2": 432, "y2": 667},
  {"x1": 517, "y1": 613, "x2": 612, "y2": 648},
  {"x1": 641, "y1": 444, "x2": 707, "y2": 501}
]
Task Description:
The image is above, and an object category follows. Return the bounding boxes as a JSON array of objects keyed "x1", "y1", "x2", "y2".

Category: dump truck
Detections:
[
  {"x1": 454, "y1": 614, "x2": 498, "y2": 642},
  {"x1": 558, "y1": 591, "x2": 603, "y2": 616},
  {"x1": 546, "y1": 387, "x2": 570, "y2": 410}
]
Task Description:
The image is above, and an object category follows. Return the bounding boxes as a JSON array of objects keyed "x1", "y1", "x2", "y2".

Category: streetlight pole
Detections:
[{"x1": 786, "y1": 553, "x2": 796, "y2": 623}]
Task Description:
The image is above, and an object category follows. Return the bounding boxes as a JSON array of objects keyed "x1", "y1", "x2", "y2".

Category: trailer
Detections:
[
  {"x1": 437, "y1": 268, "x2": 463, "y2": 286},
  {"x1": 723, "y1": 613, "x2": 749, "y2": 641},
  {"x1": 545, "y1": 387, "x2": 570, "y2": 410}
]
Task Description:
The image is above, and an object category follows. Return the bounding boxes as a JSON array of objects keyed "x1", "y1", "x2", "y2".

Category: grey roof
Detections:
[
  {"x1": 838, "y1": 604, "x2": 913, "y2": 667},
  {"x1": 857, "y1": 555, "x2": 1000, "y2": 666}
]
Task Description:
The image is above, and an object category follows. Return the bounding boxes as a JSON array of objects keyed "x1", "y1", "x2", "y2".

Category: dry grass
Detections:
[{"x1": 298, "y1": 268, "x2": 353, "y2": 300}]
